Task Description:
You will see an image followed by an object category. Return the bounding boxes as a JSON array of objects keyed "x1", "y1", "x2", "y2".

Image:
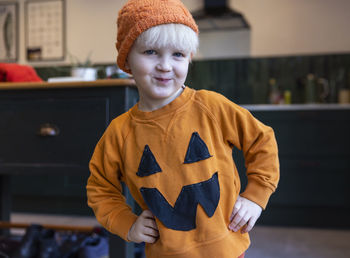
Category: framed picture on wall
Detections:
[
  {"x1": 25, "y1": 0, "x2": 65, "y2": 61},
  {"x1": 0, "y1": 2, "x2": 19, "y2": 62}
]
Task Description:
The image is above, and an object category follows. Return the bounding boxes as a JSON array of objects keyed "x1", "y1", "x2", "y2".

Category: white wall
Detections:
[
  {"x1": 65, "y1": 0, "x2": 124, "y2": 65},
  {"x1": 235, "y1": 0, "x2": 350, "y2": 57},
  {"x1": 197, "y1": 0, "x2": 350, "y2": 59},
  {"x1": 0, "y1": 0, "x2": 125, "y2": 66},
  {"x1": 1, "y1": 0, "x2": 350, "y2": 65}
]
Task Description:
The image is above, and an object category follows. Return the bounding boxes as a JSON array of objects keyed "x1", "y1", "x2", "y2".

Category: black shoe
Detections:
[
  {"x1": 38, "y1": 229, "x2": 60, "y2": 258},
  {"x1": 59, "y1": 233, "x2": 89, "y2": 258},
  {"x1": 0, "y1": 236, "x2": 21, "y2": 257},
  {"x1": 78, "y1": 235, "x2": 109, "y2": 258},
  {"x1": 12, "y1": 224, "x2": 43, "y2": 258}
]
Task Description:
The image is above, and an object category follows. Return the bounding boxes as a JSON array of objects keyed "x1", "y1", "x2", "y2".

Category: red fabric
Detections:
[
  {"x1": 238, "y1": 253, "x2": 245, "y2": 258},
  {"x1": 0, "y1": 63, "x2": 43, "y2": 82}
]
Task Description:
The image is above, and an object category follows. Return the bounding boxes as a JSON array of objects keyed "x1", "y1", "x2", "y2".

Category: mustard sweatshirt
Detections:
[{"x1": 87, "y1": 87, "x2": 279, "y2": 258}]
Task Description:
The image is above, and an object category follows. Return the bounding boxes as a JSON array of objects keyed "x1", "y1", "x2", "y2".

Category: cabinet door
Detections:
[
  {"x1": 0, "y1": 97, "x2": 109, "y2": 214},
  {"x1": 0, "y1": 97, "x2": 108, "y2": 174},
  {"x1": 234, "y1": 109, "x2": 350, "y2": 227}
]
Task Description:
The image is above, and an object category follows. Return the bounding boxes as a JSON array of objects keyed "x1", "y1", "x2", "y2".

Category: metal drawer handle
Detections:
[{"x1": 38, "y1": 123, "x2": 60, "y2": 137}]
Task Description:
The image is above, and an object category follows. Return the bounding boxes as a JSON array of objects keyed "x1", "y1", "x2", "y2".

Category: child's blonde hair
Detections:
[{"x1": 135, "y1": 23, "x2": 199, "y2": 56}]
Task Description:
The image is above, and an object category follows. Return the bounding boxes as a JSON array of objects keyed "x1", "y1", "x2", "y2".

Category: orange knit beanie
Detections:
[{"x1": 116, "y1": 0, "x2": 198, "y2": 73}]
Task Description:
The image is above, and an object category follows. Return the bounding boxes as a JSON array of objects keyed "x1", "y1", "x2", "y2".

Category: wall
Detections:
[
  {"x1": 1, "y1": 0, "x2": 125, "y2": 66},
  {"x1": 1, "y1": 0, "x2": 350, "y2": 65},
  {"x1": 235, "y1": 0, "x2": 350, "y2": 58},
  {"x1": 196, "y1": 0, "x2": 350, "y2": 59}
]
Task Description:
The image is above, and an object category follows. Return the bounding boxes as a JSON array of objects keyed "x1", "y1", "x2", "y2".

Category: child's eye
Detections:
[
  {"x1": 173, "y1": 52, "x2": 185, "y2": 58},
  {"x1": 144, "y1": 50, "x2": 156, "y2": 55}
]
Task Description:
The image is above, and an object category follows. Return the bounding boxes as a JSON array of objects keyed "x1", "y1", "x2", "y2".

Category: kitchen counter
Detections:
[
  {"x1": 0, "y1": 78, "x2": 135, "y2": 90},
  {"x1": 242, "y1": 103, "x2": 350, "y2": 111}
]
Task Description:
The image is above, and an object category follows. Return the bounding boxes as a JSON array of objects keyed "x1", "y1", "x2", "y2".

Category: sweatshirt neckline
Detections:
[{"x1": 130, "y1": 87, "x2": 194, "y2": 120}]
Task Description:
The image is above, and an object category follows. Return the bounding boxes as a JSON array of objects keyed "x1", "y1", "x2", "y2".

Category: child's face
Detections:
[{"x1": 126, "y1": 40, "x2": 191, "y2": 111}]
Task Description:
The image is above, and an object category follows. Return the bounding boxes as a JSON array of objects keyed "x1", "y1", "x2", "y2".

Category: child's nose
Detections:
[{"x1": 156, "y1": 57, "x2": 172, "y2": 72}]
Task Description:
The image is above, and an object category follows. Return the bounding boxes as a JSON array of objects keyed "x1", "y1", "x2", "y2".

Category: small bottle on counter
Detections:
[
  {"x1": 268, "y1": 78, "x2": 283, "y2": 104},
  {"x1": 304, "y1": 74, "x2": 316, "y2": 103},
  {"x1": 338, "y1": 88, "x2": 350, "y2": 103},
  {"x1": 338, "y1": 72, "x2": 350, "y2": 104},
  {"x1": 284, "y1": 90, "x2": 292, "y2": 104}
]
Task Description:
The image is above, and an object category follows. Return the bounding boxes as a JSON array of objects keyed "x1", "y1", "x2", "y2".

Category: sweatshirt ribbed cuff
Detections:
[
  {"x1": 240, "y1": 179, "x2": 274, "y2": 210},
  {"x1": 109, "y1": 211, "x2": 138, "y2": 242}
]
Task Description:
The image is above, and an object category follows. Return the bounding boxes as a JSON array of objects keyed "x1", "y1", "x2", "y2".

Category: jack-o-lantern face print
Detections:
[{"x1": 137, "y1": 132, "x2": 220, "y2": 231}]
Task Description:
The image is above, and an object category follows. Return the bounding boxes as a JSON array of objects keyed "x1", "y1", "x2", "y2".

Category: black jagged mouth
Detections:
[{"x1": 140, "y1": 172, "x2": 220, "y2": 231}]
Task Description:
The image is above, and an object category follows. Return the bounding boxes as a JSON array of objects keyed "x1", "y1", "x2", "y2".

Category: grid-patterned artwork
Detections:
[{"x1": 26, "y1": 0, "x2": 65, "y2": 61}]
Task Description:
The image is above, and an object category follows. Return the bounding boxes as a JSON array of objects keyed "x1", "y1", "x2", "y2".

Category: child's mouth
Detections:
[{"x1": 155, "y1": 77, "x2": 171, "y2": 83}]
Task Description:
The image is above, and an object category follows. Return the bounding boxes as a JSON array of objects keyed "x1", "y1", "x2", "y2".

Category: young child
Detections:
[{"x1": 87, "y1": 0, "x2": 280, "y2": 257}]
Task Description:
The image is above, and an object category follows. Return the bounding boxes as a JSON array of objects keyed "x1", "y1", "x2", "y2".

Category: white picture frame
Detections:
[{"x1": 25, "y1": 0, "x2": 65, "y2": 61}]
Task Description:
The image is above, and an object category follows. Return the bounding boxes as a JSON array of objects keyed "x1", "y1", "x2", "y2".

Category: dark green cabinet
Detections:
[
  {"x1": 235, "y1": 105, "x2": 350, "y2": 228},
  {"x1": 0, "y1": 80, "x2": 138, "y2": 258}
]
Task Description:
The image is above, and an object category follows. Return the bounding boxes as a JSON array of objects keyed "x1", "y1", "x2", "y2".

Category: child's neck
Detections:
[{"x1": 138, "y1": 86, "x2": 185, "y2": 112}]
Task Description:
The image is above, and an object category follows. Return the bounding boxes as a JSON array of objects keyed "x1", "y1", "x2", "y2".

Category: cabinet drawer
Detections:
[
  {"x1": 252, "y1": 110, "x2": 350, "y2": 157},
  {"x1": 0, "y1": 98, "x2": 108, "y2": 172}
]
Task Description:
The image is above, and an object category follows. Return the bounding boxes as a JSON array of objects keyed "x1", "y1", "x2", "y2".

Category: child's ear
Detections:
[
  {"x1": 189, "y1": 53, "x2": 194, "y2": 63},
  {"x1": 190, "y1": 52, "x2": 196, "y2": 62}
]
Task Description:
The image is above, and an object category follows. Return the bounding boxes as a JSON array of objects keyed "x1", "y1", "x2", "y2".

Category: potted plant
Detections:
[{"x1": 69, "y1": 51, "x2": 98, "y2": 81}]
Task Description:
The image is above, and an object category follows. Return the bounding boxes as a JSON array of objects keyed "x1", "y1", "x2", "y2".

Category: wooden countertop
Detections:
[
  {"x1": 0, "y1": 78, "x2": 136, "y2": 90},
  {"x1": 242, "y1": 103, "x2": 350, "y2": 111}
]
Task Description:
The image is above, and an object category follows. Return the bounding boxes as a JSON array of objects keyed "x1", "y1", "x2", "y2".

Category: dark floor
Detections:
[
  {"x1": 247, "y1": 225, "x2": 350, "y2": 258},
  {"x1": 10, "y1": 213, "x2": 350, "y2": 258}
]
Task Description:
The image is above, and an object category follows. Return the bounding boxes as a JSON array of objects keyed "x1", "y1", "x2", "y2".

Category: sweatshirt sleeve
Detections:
[
  {"x1": 228, "y1": 104, "x2": 279, "y2": 209},
  {"x1": 236, "y1": 110, "x2": 279, "y2": 209},
  {"x1": 203, "y1": 92, "x2": 280, "y2": 209},
  {"x1": 86, "y1": 121, "x2": 138, "y2": 241}
]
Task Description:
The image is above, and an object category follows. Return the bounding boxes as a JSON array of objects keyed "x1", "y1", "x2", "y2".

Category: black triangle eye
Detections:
[
  {"x1": 137, "y1": 145, "x2": 162, "y2": 177},
  {"x1": 184, "y1": 132, "x2": 212, "y2": 164}
]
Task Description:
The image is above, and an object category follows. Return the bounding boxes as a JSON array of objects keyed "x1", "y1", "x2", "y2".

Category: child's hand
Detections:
[
  {"x1": 229, "y1": 196, "x2": 262, "y2": 234},
  {"x1": 127, "y1": 210, "x2": 159, "y2": 243}
]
